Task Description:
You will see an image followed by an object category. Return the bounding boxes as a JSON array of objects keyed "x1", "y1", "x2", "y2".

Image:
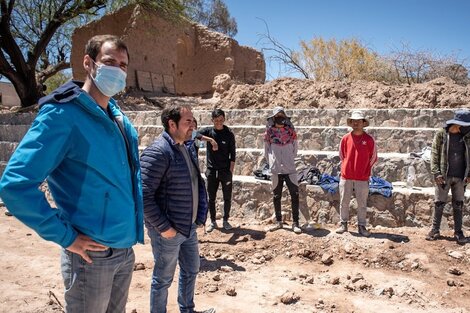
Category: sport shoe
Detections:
[
  {"x1": 195, "y1": 308, "x2": 216, "y2": 313},
  {"x1": 335, "y1": 222, "x2": 348, "y2": 234},
  {"x1": 206, "y1": 222, "x2": 217, "y2": 233},
  {"x1": 454, "y1": 231, "x2": 466, "y2": 245},
  {"x1": 268, "y1": 221, "x2": 283, "y2": 231},
  {"x1": 358, "y1": 225, "x2": 371, "y2": 237},
  {"x1": 292, "y1": 223, "x2": 302, "y2": 234},
  {"x1": 425, "y1": 229, "x2": 440, "y2": 241},
  {"x1": 223, "y1": 220, "x2": 233, "y2": 230}
]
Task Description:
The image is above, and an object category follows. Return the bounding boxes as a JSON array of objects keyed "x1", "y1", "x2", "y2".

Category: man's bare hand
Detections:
[
  {"x1": 161, "y1": 227, "x2": 177, "y2": 239},
  {"x1": 66, "y1": 234, "x2": 108, "y2": 263},
  {"x1": 435, "y1": 176, "x2": 445, "y2": 186},
  {"x1": 210, "y1": 139, "x2": 218, "y2": 151}
]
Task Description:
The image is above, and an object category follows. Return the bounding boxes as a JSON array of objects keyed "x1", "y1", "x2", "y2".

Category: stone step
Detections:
[
  {"x1": 0, "y1": 123, "x2": 439, "y2": 153},
  {"x1": 0, "y1": 112, "x2": 36, "y2": 125},
  {"x1": 126, "y1": 108, "x2": 456, "y2": 128},
  {"x1": 0, "y1": 108, "x2": 458, "y2": 128},
  {"x1": 0, "y1": 125, "x2": 30, "y2": 142},
  {"x1": 196, "y1": 148, "x2": 433, "y2": 188},
  {"x1": 135, "y1": 125, "x2": 436, "y2": 153},
  {"x1": 0, "y1": 161, "x2": 6, "y2": 176},
  {"x1": 227, "y1": 175, "x2": 470, "y2": 229},
  {"x1": 0, "y1": 142, "x2": 18, "y2": 162}
]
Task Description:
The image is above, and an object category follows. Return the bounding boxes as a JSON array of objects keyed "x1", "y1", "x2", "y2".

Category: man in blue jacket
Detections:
[
  {"x1": 0, "y1": 35, "x2": 144, "y2": 313},
  {"x1": 140, "y1": 105, "x2": 214, "y2": 313}
]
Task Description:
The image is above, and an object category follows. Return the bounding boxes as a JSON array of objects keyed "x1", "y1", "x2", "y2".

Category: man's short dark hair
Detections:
[
  {"x1": 161, "y1": 105, "x2": 191, "y2": 132},
  {"x1": 85, "y1": 35, "x2": 130, "y2": 61},
  {"x1": 211, "y1": 108, "x2": 225, "y2": 119}
]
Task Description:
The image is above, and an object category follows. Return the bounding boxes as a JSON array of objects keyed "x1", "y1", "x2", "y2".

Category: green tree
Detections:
[
  {"x1": 183, "y1": 0, "x2": 237, "y2": 37},
  {"x1": 44, "y1": 71, "x2": 72, "y2": 95},
  {"x1": 0, "y1": 0, "x2": 106, "y2": 107}
]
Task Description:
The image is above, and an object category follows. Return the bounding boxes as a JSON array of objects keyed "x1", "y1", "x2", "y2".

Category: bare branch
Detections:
[{"x1": 256, "y1": 18, "x2": 309, "y2": 79}]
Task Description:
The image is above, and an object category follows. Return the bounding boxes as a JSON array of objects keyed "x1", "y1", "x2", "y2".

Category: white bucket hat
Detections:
[
  {"x1": 347, "y1": 110, "x2": 369, "y2": 127},
  {"x1": 268, "y1": 106, "x2": 291, "y2": 119}
]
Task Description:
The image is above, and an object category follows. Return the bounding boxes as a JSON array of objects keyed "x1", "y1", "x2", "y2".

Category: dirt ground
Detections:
[{"x1": 0, "y1": 205, "x2": 469, "y2": 313}]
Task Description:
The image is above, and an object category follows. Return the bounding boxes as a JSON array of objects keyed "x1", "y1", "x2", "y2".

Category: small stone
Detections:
[
  {"x1": 133, "y1": 263, "x2": 146, "y2": 271},
  {"x1": 448, "y1": 251, "x2": 464, "y2": 259},
  {"x1": 344, "y1": 243, "x2": 355, "y2": 254},
  {"x1": 226, "y1": 287, "x2": 237, "y2": 296},
  {"x1": 448, "y1": 267, "x2": 464, "y2": 276},
  {"x1": 411, "y1": 262, "x2": 419, "y2": 270},
  {"x1": 447, "y1": 280, "x2": 457, "y2": 287},
  {"x1": 220, "y1": 265, "x2": 234, "y2": 272},
  {"x1": 330, "y1": 277, "x2": 340, "y2": 285},
  {"x1": 208, "y1": 285, "x2": 218, "y2": 293},
  {"x1": 321, "y1": 253, "x2": 334, "y2": 265},
  {"x1": 212, "y1": 274, "x2": 221, "y2": 281},
  {"x1": 352, "y1": 273, "x2": 364, "y2": 283},
  {"x1": 280, "y1": 291, "x2": 300, "y2": 304}
]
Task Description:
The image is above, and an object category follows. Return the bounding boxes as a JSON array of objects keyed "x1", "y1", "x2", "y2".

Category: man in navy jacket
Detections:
[{"x1": 140, "y1": 105, "x2": 214, "y2": 313}]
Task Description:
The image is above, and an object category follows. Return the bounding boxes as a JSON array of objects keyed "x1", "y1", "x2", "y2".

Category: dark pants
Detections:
[
  {"x1": 206, "y1": 168, "x2": 233, "y2": 222},
  {"x1": 273, "y1": 173, "x2": 299, "y2": 224}
]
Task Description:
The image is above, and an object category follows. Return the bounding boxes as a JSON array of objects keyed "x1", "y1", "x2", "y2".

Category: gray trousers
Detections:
[
  {"x1": 432, "y1": 176, "x2": 465, "y2": 233},
  {"x1": 339, "y1": 178, "x2": 369, "y2": 226}
]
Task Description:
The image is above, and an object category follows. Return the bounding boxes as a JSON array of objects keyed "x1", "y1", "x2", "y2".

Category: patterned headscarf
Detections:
[{"x1": 265, "y1": 124, "x2": 297, "y2": 145}]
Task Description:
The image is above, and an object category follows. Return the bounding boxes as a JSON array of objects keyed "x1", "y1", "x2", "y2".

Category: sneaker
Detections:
[
  {"x1": 223, "y1": 220, "x2": 233, "y2": 230},
  {"x1": 268, "y1": 221, "x2": 283, "y2": 231},
  {"x1": 206, "y1": 222, "x2": 217, "y2": 233},
  {"x1": 195, "y1": 309, "x2": 216, "y2": 313},
  {"x1": 454, "y1": 231, "x2": 467, "y2": 245},
  {"x1": 358, "y1": 225, "x2": 371, "y2": 237},
  {"x1": 425, "y1": 229, "x2": 440, "y2": 241},
  {"x1": 292, "y1": 223, "x2": 302, "y2": 234},
  {"x1": 335, "y1": 222, "x2": 348, "y2": 234}
]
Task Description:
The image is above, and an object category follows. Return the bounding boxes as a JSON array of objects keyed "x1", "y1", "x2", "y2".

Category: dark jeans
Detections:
[
  {"x1": 272, "y1": 173, "x2": 299, "y2": 224},
  {"x1": 206, "y1": 168, "x2": 233, "y2": 222}
]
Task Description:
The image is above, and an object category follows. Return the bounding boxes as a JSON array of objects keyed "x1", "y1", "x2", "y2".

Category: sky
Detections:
[{"x1": 224, "y1": 0, "x2": 470, "y2": 80}]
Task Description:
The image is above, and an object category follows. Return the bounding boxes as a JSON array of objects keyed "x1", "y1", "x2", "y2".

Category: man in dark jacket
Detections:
[
  {"x1": 198, "y1": 109, "x2": 236, "y2": 232},
  {"x1": 140, "y1": 105, "x2": 214, "y2": 313},
  {"x1": 427, "y1": 109, "x2": 470, "y2": 245}
]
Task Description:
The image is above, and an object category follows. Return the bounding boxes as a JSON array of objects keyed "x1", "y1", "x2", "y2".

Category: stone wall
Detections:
[{"x1": 71, "y1": 5, "x2": 265, "y2": 96}]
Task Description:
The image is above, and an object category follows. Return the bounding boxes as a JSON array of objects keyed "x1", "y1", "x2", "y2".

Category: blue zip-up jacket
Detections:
[
  {"x1": 0, "y1": 81, "x2": 144, "y2": 248},
  {"x1": 140, "y1": 131, "x2": 208, "y2": 237}
]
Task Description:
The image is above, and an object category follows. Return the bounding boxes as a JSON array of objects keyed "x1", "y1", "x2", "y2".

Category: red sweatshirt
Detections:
[{"x1": 339, "y1": 132, "x2": 377, "y2": 181}]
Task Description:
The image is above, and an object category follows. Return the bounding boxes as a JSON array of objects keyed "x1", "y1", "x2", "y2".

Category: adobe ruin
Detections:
[{"x1": 71, "y1": 4, "x2": 265, "y2": 96}]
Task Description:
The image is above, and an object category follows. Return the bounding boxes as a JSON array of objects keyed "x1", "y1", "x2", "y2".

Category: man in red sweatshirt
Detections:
[{"x1": 336, "y1": 110, "x2": 377, "y2": 237}]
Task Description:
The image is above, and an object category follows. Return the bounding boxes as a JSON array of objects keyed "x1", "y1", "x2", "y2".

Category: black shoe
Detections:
[
  {"x1": 454, "y1": 231, "x2": 466, "y2": 245},
  {"x1": 425, "y1": 229, "x2": 440, "y2": 241},
  {"x1": 358, "y1": 225, "x2": 371, "y2": 237}
]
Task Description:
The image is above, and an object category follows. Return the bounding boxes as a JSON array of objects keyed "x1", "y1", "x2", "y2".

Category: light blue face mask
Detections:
[
  {"x1": 191, "y1": 130, "x2": 198, "y2": 140},
  {"x1": 91, "y1": 61, "x2": 127, "y2": 97}
]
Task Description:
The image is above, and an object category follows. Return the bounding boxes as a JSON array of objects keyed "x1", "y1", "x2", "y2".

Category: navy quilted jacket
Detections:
[{"x1": 140, "y1": 131, "x2": 208, "y2": 237}]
